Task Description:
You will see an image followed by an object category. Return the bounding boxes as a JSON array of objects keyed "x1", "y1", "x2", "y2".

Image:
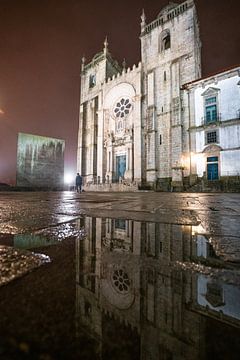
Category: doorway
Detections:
[
  {"x1": 207, "y1": 156, "x2": 219, "y2": 180},
  {"x1": 116, "y1": 155, "x2": 126, "y2": 180}
]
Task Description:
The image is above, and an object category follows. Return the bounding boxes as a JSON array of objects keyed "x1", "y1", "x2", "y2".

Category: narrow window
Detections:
[
  {"x1": 238, "y1": 109, "x2": 240, "y2": 119},
  {"x1": 159, "y1": 241, "x2": 162, "y2": 253},
  {"x1": 205, "y1": 96, "x2": 217, "y2": 123},
  {"x1": 164, "y1": 71, "x2": 166, "y2": 81},
  {"x1": 163, "y1": 32, "x2": 170, "y2": 50},
  {"x1": 159, "y1": 134, "x2": 162, "y2": 145},
  {"x1": 89, "y1": 74, "x2": 96, "y2": 88},
  {"x1": 160, "y1": 29, "x2": 171, "y2": 52}
]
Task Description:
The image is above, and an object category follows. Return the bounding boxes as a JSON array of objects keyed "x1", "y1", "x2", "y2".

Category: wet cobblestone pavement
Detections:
[{"x1": 0, "y1": 191, "x2": 240, "y2": 359}]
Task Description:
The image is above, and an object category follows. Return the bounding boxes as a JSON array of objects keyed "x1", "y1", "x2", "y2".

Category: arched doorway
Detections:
[{"x1": 203, "y1": 145, "x2": 222, "y2": 180}]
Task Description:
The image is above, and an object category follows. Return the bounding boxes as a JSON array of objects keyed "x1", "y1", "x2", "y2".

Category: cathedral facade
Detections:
[
  {"x1": 77, "y1": 0, "x2": 201, "y2": 191},
  {"x1": 77, "y1": 0, "x2": 240, "y2": 191}
]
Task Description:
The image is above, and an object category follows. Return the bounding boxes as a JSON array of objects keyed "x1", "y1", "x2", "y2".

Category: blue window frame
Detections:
[
  {"x1": 207, "y1": 156, "x2": 218, "y2": 162},
  {"x1": 205, "y1": 96, "x2": 218, "y2": 123}
]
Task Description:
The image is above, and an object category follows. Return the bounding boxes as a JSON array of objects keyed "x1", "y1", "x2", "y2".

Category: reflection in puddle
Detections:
[
  {"x1": 0, "y1": 245, "x2": 50, "y2": 287},
  {"x1": 1, "y1": 216, "x2": 240, "y2": 358},
  {"x1": 75, "y1": 217, "x2": 240, "y2": 359}
]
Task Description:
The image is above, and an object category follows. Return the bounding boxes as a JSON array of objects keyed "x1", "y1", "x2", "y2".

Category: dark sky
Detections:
[{"x1": 0, "y1": 0, "x2": 239, "y2": 184}]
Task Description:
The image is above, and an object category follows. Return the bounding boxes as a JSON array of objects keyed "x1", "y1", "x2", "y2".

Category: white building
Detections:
[{"x1": 184, "y1": 66, "x2": 240, "y2": 184}]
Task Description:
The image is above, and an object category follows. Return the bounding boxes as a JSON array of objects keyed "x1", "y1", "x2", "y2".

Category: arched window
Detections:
[{"x1": 160, "y1": 29, "x2": 171, "y2": 51}]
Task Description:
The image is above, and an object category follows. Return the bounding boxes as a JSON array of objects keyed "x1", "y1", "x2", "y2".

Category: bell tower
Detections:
[
  {"x1": 77, "y1": 39, "x2": 121, "y2": 184},
  {"x1": 140, "y1": 0, "x2": 201, "y2": 190}
]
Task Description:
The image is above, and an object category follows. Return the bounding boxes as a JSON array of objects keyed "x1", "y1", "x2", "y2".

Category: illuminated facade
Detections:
[
  {"x1": 77, "y1": 0, "x2": 201, "y2": 191},
  {"x1": 183, "y1": 66, "x2": 240, "y2": 188},
  {"x1": 77, "y1": 0, "x2": 240, "y2": 191}
]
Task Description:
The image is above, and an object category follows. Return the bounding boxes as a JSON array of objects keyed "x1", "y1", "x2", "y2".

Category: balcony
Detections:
[{"x1": 201, "y1": 113, "x2": 221, "y2": 126}]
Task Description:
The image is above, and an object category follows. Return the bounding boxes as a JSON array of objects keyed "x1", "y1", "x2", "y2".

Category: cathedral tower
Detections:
[
  {"x1": 140, "y1": 0, "x2": 201, "y2": 190},
  {"x1": 77, "y1": 39, "x2": 122, "y2": 184}
]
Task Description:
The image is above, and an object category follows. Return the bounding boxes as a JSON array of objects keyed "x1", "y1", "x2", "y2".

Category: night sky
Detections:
[{"x1": 0, "y1": 0, "x2": 239, "y2": 184}]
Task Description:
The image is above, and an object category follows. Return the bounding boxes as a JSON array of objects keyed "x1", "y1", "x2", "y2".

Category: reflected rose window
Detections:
[
  {"x1": 111, "y1": 269, "x2": 130, "y2": 294},
  {"x1": 114, "y1": 98, "x2": 132, "y2": 118}
]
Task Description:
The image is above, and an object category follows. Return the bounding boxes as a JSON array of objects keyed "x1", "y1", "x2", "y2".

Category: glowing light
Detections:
[
  {"x1": 191, "y1": 152, "x2": 204, "y2": 164},
  {"x1": 192, "y1": 224, "x2": 206, "y2": 236},
  {"x1": 181, "y1": 154, "x2": 190, "y2": 169},
  {"x1": 64, "y1": 173, "x2": 74, "y2": 184},
  {"x1": 0, "y1": 109, "x2": 4, "y2": 114}
]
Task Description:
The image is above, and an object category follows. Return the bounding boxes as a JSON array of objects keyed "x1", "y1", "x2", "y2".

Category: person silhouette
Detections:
[{"x1": 75, "y1": 173, "x2": 82, "y2": 193}]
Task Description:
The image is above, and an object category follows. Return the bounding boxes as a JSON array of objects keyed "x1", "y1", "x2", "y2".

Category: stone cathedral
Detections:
[{"x1": 77, "y1": 0, "x2": 202, "y2": 191}]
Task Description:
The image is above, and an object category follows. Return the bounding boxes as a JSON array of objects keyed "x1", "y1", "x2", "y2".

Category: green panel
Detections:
[{"x1": 16, "y1": 132, "x2": 65, "y2": 187}]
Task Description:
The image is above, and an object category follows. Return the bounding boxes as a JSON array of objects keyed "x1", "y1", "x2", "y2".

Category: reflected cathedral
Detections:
[{"x1": 75, "y1": 217, "x2": 240, "y2": 359}]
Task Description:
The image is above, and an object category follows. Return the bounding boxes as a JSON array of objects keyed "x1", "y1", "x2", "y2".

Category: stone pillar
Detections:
[
  {"x1": 124, "y1": 145, "x2": 133, "y2": 181},
  {"x1": 77, "y1": 104, "x2": 84, "y2": 174},
  {"x1": 133, "y1": 94, "x2": 142, "y2": 185},
  {"x1": 171, "y1": 62, "x2": 183, "y2": 190},
  {"x1": 97, "y1": 105, "x2": 104, "y2": 183},
  {"x1": 146, "y1": 106, "x2": 157, "y2": 184},
  {"x1": 89, "y1": 100, "x2": 95, "y2": 183},
  {"x1": 188, "y1": 89, "x2": 198, "y2": 184},
  {"x1": 106, "y1": 142, "x2": 114, "y2": 183}
]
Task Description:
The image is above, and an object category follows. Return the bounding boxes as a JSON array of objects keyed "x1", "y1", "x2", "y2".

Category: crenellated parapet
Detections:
[
  {"x1": 103, "y1": 62, "x2": 142, "y2": 87},
  {"x1": 141, "y1": 0, "x2": 194, "y2": 36}
]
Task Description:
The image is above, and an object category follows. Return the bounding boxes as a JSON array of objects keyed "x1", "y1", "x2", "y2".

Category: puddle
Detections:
[
  {"x1": 0, "y1": 245, "x2": 50, "y2": 287},
  {"x1": 0, "y1": 215, "x2": 240, "y2": 359}
]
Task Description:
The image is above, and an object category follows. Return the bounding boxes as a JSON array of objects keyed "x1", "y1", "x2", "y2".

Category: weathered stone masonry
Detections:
[{"x1": 77, "y1": 0, "x2": 240, "y2": 191}]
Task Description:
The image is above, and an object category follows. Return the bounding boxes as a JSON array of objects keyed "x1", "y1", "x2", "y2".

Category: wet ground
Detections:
[{"x1": 0, "y1": 191, "x2": 240, "y2": 359}]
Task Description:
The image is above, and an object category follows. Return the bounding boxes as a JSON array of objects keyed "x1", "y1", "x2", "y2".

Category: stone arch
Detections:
[
  {"x1": 203, "y1": 144, "x2": 222, "y2": 180},
  {"x1": 159, "y1": 29, "x2": 171, "y2": 52}
]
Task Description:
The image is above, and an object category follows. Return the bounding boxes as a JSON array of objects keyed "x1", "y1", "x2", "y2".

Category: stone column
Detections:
[
  {"x1": 89, "y1": 100, "x2": 95, "y2": 183},
  {"x1": 106, "y1": 140, "x2": 114, "y2": 183},
  {"x1": 133, "y1": 94, "x2": 142, "y2": 185},
  {"x1": 124, "y1": 145, "x2": 133, "y2": 181},
  {"x1": 146, "y1": 105, "x2": 157, "y2": 184},
  {"x1": 77, "y1": 104, "x2": 84, "y2": 174},
  {"x1": 97, "y1": 105, "x2": 104, "y2": 183},
  {"x1": 171, "y1": 61, "x2": 183, "y2": 190}
]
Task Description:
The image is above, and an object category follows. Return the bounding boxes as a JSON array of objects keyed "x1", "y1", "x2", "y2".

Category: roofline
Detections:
[{"x1": 182, "y1": 63, "x2": 240, "y2": 89}]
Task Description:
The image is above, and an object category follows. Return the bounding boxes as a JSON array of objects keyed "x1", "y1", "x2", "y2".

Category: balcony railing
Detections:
[{"x1": 201, "y1": 113, "x2": 221, "y2": 125}]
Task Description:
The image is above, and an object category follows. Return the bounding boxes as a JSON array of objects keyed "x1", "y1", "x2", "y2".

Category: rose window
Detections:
[
  {"x1": 111, "y1": 269, "x2": 130, "y2": 294},
  {"x1": 114, "y1": 98, "x2": 132, "y2": 118}
]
